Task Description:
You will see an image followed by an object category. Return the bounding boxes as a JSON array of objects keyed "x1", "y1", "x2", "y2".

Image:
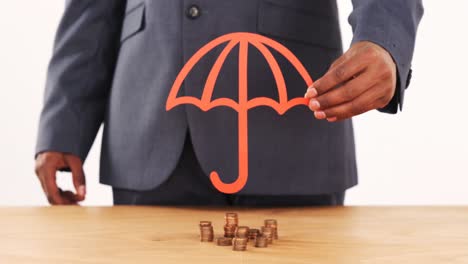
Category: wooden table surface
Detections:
[{"x1": 1, "y1": 206, "x2": 467, "y2": 263}]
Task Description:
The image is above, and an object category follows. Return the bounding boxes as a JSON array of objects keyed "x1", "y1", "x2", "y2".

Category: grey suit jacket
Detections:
[{"x1": 36, "y1": 0, "x2": 423, "y2": 194}]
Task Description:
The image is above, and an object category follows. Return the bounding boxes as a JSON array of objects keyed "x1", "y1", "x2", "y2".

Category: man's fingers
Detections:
[
  {"x1": 35, "y1": 153, "x2": 66, "y2": 205},
  {"x1": 60, "y1": 189, "x2": 79, "y2": 205},
  {"x1": 64, "y1": 155, "x2": 86, "y2": 201},
  {"x1": 35, "y1": 167, "x2": 48, "y2": 198},
  {"x1": 36, "y1": 171, "x2": 48, "y2": 197},
  {"x1": 307, "y1": 53, "x2": 368, "y2": 97},
  {"x1": 308, "y1": 69, "x2": 378, "y2": 111},
  {"x1": 42, "y1": 167, "x2": 65, "y2": 205},
  {"x1": 315, "y1": 84, "x2": 386, "y2": 121}
]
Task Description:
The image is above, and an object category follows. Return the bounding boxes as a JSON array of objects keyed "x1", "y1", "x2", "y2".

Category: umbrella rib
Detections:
[
  {"x1": 201, "y1": 40, "x2": 239, "y2": 104},
  {"x1": 249, "y1": 40, "x2": 288, "y2": 105},
  {"x1": 238, "y1": 39, "x2": 249, "y2": 106}
]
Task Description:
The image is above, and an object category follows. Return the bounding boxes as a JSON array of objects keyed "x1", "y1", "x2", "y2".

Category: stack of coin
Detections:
[
  {"x1": 224, "y1": 213, "x2": 238, "y2": 238},
  {"x1": 232, "y1": 237, "x2": 248, "y2": 251},
  {"x1": 224, "y1": 225, "x2": 236, "y2": 238},
  {"x1": 235, "y1": 226, "x2": 250, "y2": 239},
  {"x1": 254, "y1": 235, "x2": 268, "y2": 248},
  {"x1": 216, "y1": 237, "x2": 233, "y2": 246},
  {"x1": 225, "y1": 213, "x2": 239, "y2": 226},
  {"x1": 199, "y1": 221, "x2": 214, "y2": 242},
  {"x1": 261, "y1": 226, "x2": 274, "y2": 244},
  {"x1": 264, "y1": 219, "x2": 278, "y2": 239},
  {"x1": 248, "y1": 228, "x2": 260, "y2": 240},
  {"x1": 197, "y1": 214, "x2": 278, "y2": 250}
]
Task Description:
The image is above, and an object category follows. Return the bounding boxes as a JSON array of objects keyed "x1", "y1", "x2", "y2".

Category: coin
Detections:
[
  {"x1": 235, "y1": 226, "x2": 250, "y2": 238},
  {"x1": 199, "y1": 221, "x2": 214, "y2": 242},
  {"x1": 232, "y1": 237, "x2": 248, "y2": 251},
  {"x1": 216, "y1": 237, "x2": 233, "y2": 246},
  {"x1": 248, "y1": 228, "x2": 260, "y2": 240},
  {"x1": 264, "y1": 219, "x2": 278, "y2": 239},
  {"x1": 224, "y1": 225, "x2": 236, "y2": 237},
  {"x1": 225, "y1": 212, "x2": 238, "y2": 226},
  {"x1": 199, "y1": 221, "x2": 212, "y2": 227},
  {"x1": 255, "y1": 235, "x2": 268, "y2": 248},
  {"x1": 224, "y1": 212, "x2": 239, "y2": 238},
  {"x1": 261, "y1": 226, "x2": 274, "y2": 244}
]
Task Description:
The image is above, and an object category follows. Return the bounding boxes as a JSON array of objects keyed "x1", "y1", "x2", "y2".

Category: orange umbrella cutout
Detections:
[{"x1": 167, "y1": 32, "x2": 313, "y2": 194}]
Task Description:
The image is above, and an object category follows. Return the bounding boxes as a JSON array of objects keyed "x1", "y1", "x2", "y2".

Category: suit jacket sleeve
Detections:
[
  {"x1": 36, "y1": 0, "x2": 126, "y2": 161},
  {"x1": 348, "y1": 0, "x2": 424, "y2": 113}
]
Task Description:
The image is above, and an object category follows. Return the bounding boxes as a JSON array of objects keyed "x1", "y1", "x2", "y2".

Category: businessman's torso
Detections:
[{"x1": 101, "y1": 0, "x2": 357, "y2": 194}]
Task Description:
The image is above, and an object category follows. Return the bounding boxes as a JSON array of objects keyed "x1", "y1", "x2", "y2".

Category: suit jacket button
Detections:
[{"x1": 187, "y1": 5, "x2": 201, "y2": 19}]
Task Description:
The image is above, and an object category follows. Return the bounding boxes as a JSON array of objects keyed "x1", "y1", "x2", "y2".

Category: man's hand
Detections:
[
  {"x1": 35, "y1": 152, "x2": 86, "y2": 205},
  {"x1": 304, "y1": 41, "x2": 397, "y2": 122}
]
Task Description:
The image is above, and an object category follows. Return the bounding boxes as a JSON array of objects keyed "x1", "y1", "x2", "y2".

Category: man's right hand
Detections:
[{"x1": 34, "y1": 152, "x2": 86, "y2": 205}]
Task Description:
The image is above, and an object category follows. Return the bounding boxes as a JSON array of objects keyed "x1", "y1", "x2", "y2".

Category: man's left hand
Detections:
[{"x1": 304, "y1": 41, "x2": 397, "y2": 122}]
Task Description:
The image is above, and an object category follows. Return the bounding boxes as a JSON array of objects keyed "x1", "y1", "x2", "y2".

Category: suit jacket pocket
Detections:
[
  {"x1": 120, "y1": 3, "x2": 145, "y2": 43},
  {"x1": 257, "y1": 0, "x2": 342, "y2": 50}
]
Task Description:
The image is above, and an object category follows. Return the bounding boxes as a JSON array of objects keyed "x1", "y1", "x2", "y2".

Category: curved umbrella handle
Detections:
[
  {"x1": 210, "y1": 109, "x2": 249, "y2": 194},
  {"x1": 210, "y1": 168, "x2": 247, "y2": 194}
]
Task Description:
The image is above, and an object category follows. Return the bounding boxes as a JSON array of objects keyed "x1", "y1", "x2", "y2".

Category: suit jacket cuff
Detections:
[
  {"x1": 348, "y1": 0, "x2": 423, "y2": 114},
  {"x1": 35, "y1": 115, "x2": 87, "y2": 162}
]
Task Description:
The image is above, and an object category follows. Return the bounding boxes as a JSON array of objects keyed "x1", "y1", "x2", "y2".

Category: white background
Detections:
[{"x1": 0, "y1": 1, "x2": 467, "y2": 206}]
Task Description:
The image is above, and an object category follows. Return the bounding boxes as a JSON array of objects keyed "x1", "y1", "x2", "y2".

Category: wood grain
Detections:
[{"x1": 0, "y1": 206, "x2": 467, "y2": 263}]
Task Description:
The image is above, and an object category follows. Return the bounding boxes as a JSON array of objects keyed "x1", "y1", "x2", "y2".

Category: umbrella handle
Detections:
[{"x1": 209, "y1": 110, "x2": 249, "y2": 194}]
